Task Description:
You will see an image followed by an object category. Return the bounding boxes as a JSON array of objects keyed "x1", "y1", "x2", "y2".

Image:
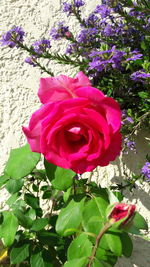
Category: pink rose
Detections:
[{"x1": 23, "y1": 72, "x2": 122, "y2": 173}]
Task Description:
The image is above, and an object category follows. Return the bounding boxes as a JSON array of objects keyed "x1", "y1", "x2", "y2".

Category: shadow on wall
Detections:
[{"x1": 116, "y1": 235, "x2": 150, "y2": 267}]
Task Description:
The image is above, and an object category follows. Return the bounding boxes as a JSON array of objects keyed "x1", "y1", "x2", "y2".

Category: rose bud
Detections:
[{"x1": 108, "y1": 203, "x2": 136, "y2": 227}]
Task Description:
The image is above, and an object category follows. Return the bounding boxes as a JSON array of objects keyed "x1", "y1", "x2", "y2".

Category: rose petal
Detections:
[{"x1": 38, "y1": 71, "x2": 91, "y2": 104}]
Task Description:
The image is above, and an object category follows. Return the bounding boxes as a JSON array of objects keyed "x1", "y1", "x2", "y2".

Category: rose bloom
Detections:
[
  {"x1": 23, "y1": 72, "x2": 122, "y2": 173},
  {"x1": 108, "y1": 203, "x2": 136, "y2": 226}
]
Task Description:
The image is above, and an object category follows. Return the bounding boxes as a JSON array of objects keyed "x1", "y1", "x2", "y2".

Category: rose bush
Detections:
[{"x1": 23, "y1": 71, "x2": 122, "y2": 173}]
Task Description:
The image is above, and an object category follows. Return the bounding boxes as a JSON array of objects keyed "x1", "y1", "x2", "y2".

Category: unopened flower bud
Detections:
[{"x1": 108, "y1": 203, "x2": 136, "y2": 226}]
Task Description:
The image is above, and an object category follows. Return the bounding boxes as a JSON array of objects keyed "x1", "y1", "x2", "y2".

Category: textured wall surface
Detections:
[{"x1": 0, "y1": 0, "x2": 150, "y2": 266}]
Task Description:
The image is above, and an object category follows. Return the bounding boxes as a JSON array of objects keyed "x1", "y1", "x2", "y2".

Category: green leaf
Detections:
[
  {"x1": 64, "y1": 257, "x2": 88, "y2": 267},
  {"x1": 0, "y1": 175, "x2": 9, "y2": 188},
  {"x1": 107, "y1": 189, "x2": 119, "y2": 204},
  {"x1": 10, "y1": 242, "x2": 30, "y2": 264},
  {"x1": 44, "y1": 160, "x2": 75, "y2": 190},
  {"x1": 5, "y1": 179, "x2": 24, "y2": 194},
  {"x1": 1, "y1": 211, "x2": 18, "y2": 246},
  {"x1": 63, "y1": 187, "x2": 72, "y2": 202},
  {"x1": 67, "y1": 233, "x2": 92, "y2": 260},
  {"x1": 30, "y1": 251, "x2": 44, "y2": 267},
  {"x1": 91, "y1": 258, "x2": 104, "y2": 267},
  {"x1": 56, "y1": 198, "x2": 85, "y2": 236},
  {"x1": 31, "y1": 218, "x2": 49, "y2": 231},
  {"x1": 132, "y1": 212, "x2": 148, "y2": 230},
  {"x1": 105, "y1": 230, "x2": 122, "y2": 256},
  {"x1": 14, "y1": 209, "x2": 33, "y2": 229},
  {"x1": 6, "y1": 193, "x2": 19, "y2": 206},
  {"x1": 96, "y1": 248, "x2": 117, "y2": 265},
  {"x1": 120, "y1": 232, "x2": 133, "y2": 257},
  {"x1": 42, "y1": 190, "x2": 52, "y2": 199},
  {"x1": 82, "y1": 197, "x2": 108, "y2": 237},
  {"x1": 42, "y1": 249, "x2": 53, "y2": 267},
  {"x1": 37, "y1": 230, "x2": 59, "y2": 246},
  {"x1": 51, "y1": 167, "x2": 75, "y2": 191},
  {"x1": 44, "y1": 160, "x2": 57, "y2": 181},
  {"x1": 24, "y1": 193, "x2": 39, "y2": 209},
  {"x1": 4, "y1": 144, "x2": 40, "y2": 179}
]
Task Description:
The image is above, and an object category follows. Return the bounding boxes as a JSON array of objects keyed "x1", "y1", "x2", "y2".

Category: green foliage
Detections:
[
  {"x1": 10, "y1": 241, "x2": 30, "y2": 264},
  {"x1": 67, "y1": 233, "x2": 92, "y2": 260},
  {"x1": 64, "y1": 257, "x2": 88, "y2": 267},
  {"x1": 56, "y1": 198, "x2": 85, "y2": 236},
  {"x1": 0, "y1": 211, "x2": 18, "y2": 246},
  {"x1": 4, "y1": 144, "x2": 40, "y2": 179},
  {"x1": 44, "y1": 160, "x2": 75, "y2": 190}
]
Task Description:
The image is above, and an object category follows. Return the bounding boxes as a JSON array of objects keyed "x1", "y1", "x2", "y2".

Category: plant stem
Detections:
[
  {"x1": 87, "y1": 222, "x2": 111, "y2": 267},
  {"x1": 34, "y1": 60, "x2": 54, "y2": 76}
]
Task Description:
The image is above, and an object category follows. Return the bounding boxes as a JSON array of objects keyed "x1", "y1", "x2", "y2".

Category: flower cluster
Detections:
[
  {"x1": 131, "y1": 70, "x2": 150, "y2": 82},
  {"x1": 32, "y1": 39, "x2": 51, "y2": 54},
  {"x1": 141, "y1": 162, "x2": 150, "y2": 181},
  {"x1": 0, "y1": 26, "x2": 25, "y2": 48},
  {"x1": 50, "y1": 22, "x2": 71, "y2": 40}
]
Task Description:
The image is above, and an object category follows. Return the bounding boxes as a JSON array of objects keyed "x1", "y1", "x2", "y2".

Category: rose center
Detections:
[{"x1": 65, "y1": 125, "x2": 84, "y2": 142}]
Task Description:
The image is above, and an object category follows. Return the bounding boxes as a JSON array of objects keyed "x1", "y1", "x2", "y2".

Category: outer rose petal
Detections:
[
  {"x1": 99, "y1": 97, "x2": 121, "y2": 133},
  {"x1": 98, "y1": 131, "x2": 122, "y2": 166},
  {"x1": 38, "y1": 71, "x2": 91, "y2": 104},
  {"x1": 22, "y1": 103, "x2": 55, "y2": 152}
]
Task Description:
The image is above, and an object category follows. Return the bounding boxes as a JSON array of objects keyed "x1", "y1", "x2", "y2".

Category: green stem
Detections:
[
  {"x1": 16, "y1": 40, "x2": 85, "y2": 67},
  {"x1": 34, "y1": 60, "x2": 54, "y2": 76},
  {"x1": 87, "y1": 222, "x2": 111, "y2": 267}
]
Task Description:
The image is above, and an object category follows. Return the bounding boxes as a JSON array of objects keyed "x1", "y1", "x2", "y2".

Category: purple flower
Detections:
[
  {"x1": 141, "y1": 162, "x2": 150, "y2": 180},
  {"x1": 126, "y1": 52, "x2": 143, "y2": 62},
  {"x1": 89, "y1": 57, "x2": 111, "y2": 72},
  {"x1": 50, "y1": 22, "x2": 70, "y2": 40},
  {"x1": 0, "y1": 26, "x2": 25, "y2": 48},
  {"x1": 131, "y1": 70, "x2": 150, "y2": 82},
  {"x1": 102, "y1": 24, "x2": 115, "y2": 36},
  {"x1": 124, "y1": 138, "x2": 136, "y2": 154},
  {"x1": 77, "y1": 28, "x2": 98, "y2": 44},
  {"x1": 62, "y1": 2, "x2": 73, "y2": 15},
  {"x1": 94, "y1": 4, "x2": 111, "y2": 18},
  {"x1": 25, "y1": 56, "x2": 37, "y2": 67},
  {"x1": 88, "y1": 47, "x2": 126, "y2": 72},
  {"x1": 74, "y1": 0, "x2": 85, "y2": 8},
  {"x1": 85, "y1": 13, "x2": 99, "y2": 27},
  {"x1": 111, "y1": 50, "x2": 125, "y2": 68},
  {"x1": 32, "y1": 39, "x2": 51, "y2": 54},
  {"x1": 66, "y1": 43, "x2": 78, "y2": 54},
  {"x1": 122, "y1": 110, "x2": 134, "y2": 124}
]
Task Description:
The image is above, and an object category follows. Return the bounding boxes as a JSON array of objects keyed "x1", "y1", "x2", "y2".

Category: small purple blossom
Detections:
[
  {"x1": 25, "y1": 56, "x2": 37, "y2": 67},
  {"x1": 62, "y1": 2, "x2": 73, "y2": 15},
  {"x1": 126, "y1": 52, "x2": 143, "y2": 62},
  {"x1": 85, "y1": 13, "x2": 99, "y2": 27},
  {"x1": 131, "y1": 70, "x2": 150, "y2": 82},
  {"x1": 77, "y1": 28, "x2": 99, "y2": 44},
  {"x1": 89, "y1": 47, "x2": 126, "y2": 72},
  {"x1": 122, "y1": 110, "x2": 134, "y2": 124},
  {"x1": 74, "y1": 0, "x2": 85, "y2": 8},
  {"x1": 32, "y1": 39, "x2": 51, "y2": 54},
  {"x1": 66, "y1": 43, "x2": 78, "y2": 54},
  {"x1": 141, "y1": 162, "x2": 150, "y2": 180},
  {"x1": 124, "y1": 138, "x2": 136, "y2": 154},
  {"x1": 50, "y1": 22, "x2": 70, "y2": 40},
  {"x1": 94, "y1": 4, "x2": 111, "y2": 18},
  {"x1": 0, "y1": 26, "x2": 25, "y2": 48}
]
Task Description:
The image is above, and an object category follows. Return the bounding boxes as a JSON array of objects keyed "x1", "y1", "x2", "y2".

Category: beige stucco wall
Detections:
[{"x1": 0, "y1": 0, "x2": 150, "y2": 266}]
